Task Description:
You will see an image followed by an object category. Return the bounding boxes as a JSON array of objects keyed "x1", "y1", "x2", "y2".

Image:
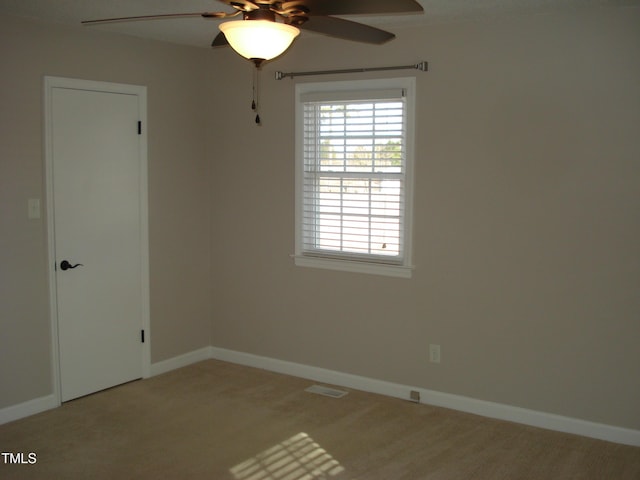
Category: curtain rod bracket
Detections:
[{"x1": 275, "y1": 61, "x2": 428, "y2": 80}]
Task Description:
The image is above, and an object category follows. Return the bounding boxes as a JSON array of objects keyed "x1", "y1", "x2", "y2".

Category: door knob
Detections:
[{"x1": 60, "y1": 260, "x2": 83, "y2": 271}]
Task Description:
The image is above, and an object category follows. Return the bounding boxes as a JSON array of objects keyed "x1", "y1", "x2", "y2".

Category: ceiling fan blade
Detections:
[
  {"x1": 286, "y1": 0, "x2": 423, "y2": 16},
  {"x1": 211, "y1": 32, "x2": 229, "y2": 48},
  {"x1": 82, "y1": 11, "x2": 236, "y2": 25},
  {"x1": 299, "y1": 16, "x2": 395, "y2": 44},
  {"x1": 215, "y1": 0, "x2": 259, "y2": 12}
]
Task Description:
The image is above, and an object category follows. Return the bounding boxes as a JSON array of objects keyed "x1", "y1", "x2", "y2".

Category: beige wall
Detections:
[
  {"x1": 209, "y1": 8, "x2": 640, "y2": 430},
  {"x1": 0, "y1": 15, "x2": 212, "y2": 407},
  {"x1": 1, "y1": 6, "x2": 639, "y2": 432}
]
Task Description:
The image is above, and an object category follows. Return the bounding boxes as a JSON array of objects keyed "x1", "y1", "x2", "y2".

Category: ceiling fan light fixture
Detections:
[{"x1": 219, "y1": 20, "x2": 300, "y2": 64}]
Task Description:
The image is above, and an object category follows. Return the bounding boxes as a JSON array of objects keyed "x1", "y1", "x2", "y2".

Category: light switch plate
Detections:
[{"x1": 28, "y1": 198, "x2": 40, "y2": 219}]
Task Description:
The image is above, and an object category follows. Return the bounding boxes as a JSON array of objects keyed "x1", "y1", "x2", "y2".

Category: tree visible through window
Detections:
[{"x1": 295, "y1": 79, "x2": 415, "y2": 277}]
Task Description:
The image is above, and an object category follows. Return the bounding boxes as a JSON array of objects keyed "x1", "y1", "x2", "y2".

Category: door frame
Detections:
[{"x1": 44, "y1": 76, "x2": 150, "y2": 405}]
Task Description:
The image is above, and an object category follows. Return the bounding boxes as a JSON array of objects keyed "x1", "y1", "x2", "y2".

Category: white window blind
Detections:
[{"x1": 296, "y1": 79, "x2": 414, "y2": 277}]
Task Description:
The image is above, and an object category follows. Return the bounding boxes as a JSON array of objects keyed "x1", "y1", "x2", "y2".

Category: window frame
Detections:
[{"x1": 294, "y1": 77, "x2": 416, "y2": 278}]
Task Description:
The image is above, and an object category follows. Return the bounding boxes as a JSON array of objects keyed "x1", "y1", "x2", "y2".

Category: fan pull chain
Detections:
[{"x1": 252, "y1": 66, "x2": 261, "y2": 126}]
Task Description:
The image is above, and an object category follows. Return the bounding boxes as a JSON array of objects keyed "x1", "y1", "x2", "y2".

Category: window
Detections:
[{"x1": 295, "y1": 78, "x2": 415, "y2": 278}]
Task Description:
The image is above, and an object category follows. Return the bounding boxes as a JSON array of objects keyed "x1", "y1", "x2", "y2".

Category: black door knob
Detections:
[{"x1": 60, "y1": 260, "x2": 83, "y2": 271}]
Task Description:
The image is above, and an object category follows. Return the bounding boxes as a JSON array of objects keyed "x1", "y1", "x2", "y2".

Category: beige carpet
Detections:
[{"x1": 1, "y1": 359, "x2": 639, "y2": 479}]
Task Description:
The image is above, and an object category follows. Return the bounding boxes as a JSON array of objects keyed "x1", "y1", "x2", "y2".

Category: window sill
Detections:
[{"x1": 293, "y1": 255, "x2": 413, "y2": 278}]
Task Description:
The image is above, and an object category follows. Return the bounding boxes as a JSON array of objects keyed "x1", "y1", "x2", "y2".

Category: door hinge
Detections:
[
  {"x1": 141, "y1": 329, "x2": 145, "y2": 343},
  {"x1": 137, "y1": 121, "x2": 142, "y2": 135}
]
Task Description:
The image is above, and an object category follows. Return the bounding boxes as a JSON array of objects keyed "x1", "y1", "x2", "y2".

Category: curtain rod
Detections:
[{"x1": 274, "y1": 61, "x2": 428, "y2": 80}]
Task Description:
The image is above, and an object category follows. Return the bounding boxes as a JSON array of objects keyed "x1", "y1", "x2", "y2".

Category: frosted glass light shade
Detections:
[{"x1": 219, "y1": 20, "x2": 300, "y2": 62}]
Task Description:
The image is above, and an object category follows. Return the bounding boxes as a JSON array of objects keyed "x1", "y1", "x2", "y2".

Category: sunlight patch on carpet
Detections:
[{"x1": 230, "y1": 432, "x2": 345, "y2": 480}]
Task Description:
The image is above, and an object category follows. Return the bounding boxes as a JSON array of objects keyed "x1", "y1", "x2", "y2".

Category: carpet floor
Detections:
[{"x1": 1, "y1": 359, "x2": 639, "y2": 479}]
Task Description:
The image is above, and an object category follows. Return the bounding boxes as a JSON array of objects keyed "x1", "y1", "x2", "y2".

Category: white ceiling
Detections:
[{"x1": 0, "y1": 0, "x2": 637, "y2": 48}]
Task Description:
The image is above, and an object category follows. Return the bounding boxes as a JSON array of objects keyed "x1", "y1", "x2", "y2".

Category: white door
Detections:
[{"x1": 47, "y1": 79, "x2": 148, "y2": 402}]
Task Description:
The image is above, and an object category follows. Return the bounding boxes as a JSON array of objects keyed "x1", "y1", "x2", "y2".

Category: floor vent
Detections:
[{"x1": 305, "y1": 385, "x2": 348, "y2": 399}]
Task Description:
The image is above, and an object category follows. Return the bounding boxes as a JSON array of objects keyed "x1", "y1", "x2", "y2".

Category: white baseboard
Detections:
[
  {"x1": 417, "y1": 388, "x2": 640, "y2": 447},
  {"x1": 4, "y1": 346, "x2": 638, "y2": 447},
  {"x1": 149, "y1": 346, "x2": 213, "y2": 377},
  {"x1": 208, "y1": 346, "x2": 640, "y2": 447},
  {"x1": 0, "y1": 347, "x2": 212, "y2": 426},
  {"x1": 0, "y1": 394, "x2": 58, "y2": 426}
]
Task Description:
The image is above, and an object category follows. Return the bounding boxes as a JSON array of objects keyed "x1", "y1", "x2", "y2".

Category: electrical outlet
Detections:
[{"x1": 429, "y1": 344, "x2": 441, "y2": 364}]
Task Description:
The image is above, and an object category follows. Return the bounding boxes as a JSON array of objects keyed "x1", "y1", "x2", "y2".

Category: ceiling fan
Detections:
[{"x1": 83, "y1": 0, "x2": 424, "y2": 66}]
